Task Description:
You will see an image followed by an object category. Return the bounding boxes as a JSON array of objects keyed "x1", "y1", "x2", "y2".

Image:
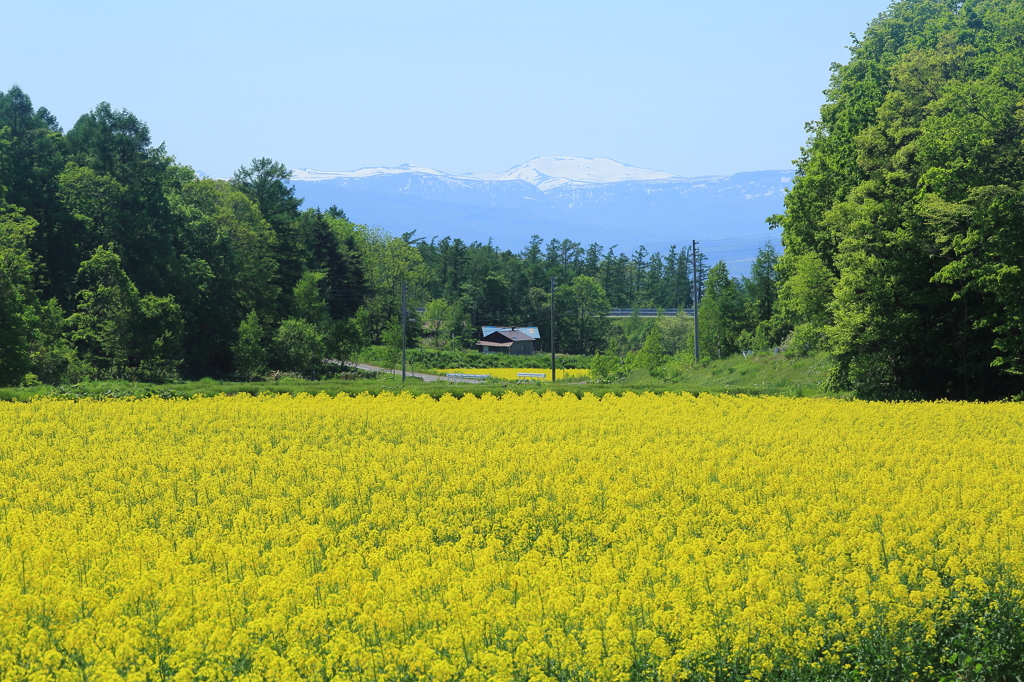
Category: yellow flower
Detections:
[{"x1": 0, "y1": 393, "x2": 1021, "y2": 678}]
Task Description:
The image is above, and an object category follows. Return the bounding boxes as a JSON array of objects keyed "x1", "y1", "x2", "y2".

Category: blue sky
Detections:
[{"x1": 5, "y1": 1, "x2": 892, "y2": 178}]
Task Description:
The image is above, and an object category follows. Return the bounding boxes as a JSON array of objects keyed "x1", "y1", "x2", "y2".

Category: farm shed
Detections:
[{"x1": 476, "y1": 327, "x2": 540, "y2": 355}]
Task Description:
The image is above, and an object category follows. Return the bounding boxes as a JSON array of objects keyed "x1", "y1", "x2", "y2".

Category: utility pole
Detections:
[
  {"x1": 401, "y1": 281, "x2": 408, "y2": 381},
  {"x1": 550, "y1": 276, "x2": 556, "y2": 382},
  {"x1": 692, "y1": 240, "x2": 700, "y2": 363}
]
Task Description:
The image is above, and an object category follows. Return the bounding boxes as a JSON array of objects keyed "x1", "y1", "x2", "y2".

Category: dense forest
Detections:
[
  {"x1": 0, "y1": 88, "x2": 731, "y2": 385},
  {"x1": 3, "y1": 0, "x2": 1024, "y2": 399},
  {"x1": 766, "y1": 0, "x2": 1024, "y2": 400}
]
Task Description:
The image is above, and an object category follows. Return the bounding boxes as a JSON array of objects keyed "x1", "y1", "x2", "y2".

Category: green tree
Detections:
[
  {"x1": 289, "y1": 269, "x2": 363, "y2": 364},
  {"x1": 0, "y1": 205, "x2": 36, "y2": 385},
  {"x1": 380, "y1": 319, "x2": 403, "y2": 371},
  {"x1": 590, "y1": 350, "x2": 626, "y2": 382},
  {"x1": 292, "y1": 271, "x2": 330, "y2": 327},
  {"x1": 609, "y1": 309, "x2": 653, "y2": 355},
  {"x1": 743, "y1": 242, "x2": 780, "y2": 325},
  {"x1": 69, "y1": 245, "x2": 183, "y2": 381},
  {"x1": 352, "y1": 225, "x2": 426, "y2": 345},
  {"x1": 698, "y1": 262, "x2": 745, "y2": 361},
  {"x1": 778, "y1": 252, "x2": 835, "y2": 331},
  {"x1": 233, "y1": 310, "x2": 266, "y2": 380},
  {"x1": 633, "y1": 325, "x2": 666, "y2": 371},
  {"x1": 27, "y1": 298, "x2": 85, "y2": 385},
  {"x1": 232, "y1": 158, "x2": 305, "y2": 305},
  {"x1": 421, "y1": 298, "x2": 470, "y2": 350},
  {"x1": 64, "y1": 102, "x2": 177, "y2": 297},
  {"x1": 0, "y1": 87, "x2": 64, "y2": 219},
  {"x1": 0, "y1": 87, "x2": 66, "y2": 297},
  {"x1": 555, "y1": 275, "x2": 611, "y2": 355},
  {"x1": 307, "y1": 209, "x2": 366, "y2": 320},
  {"x1": 55, "y1": 162, "x2": 127, "y2": 291},
  {"x1": 330, "y1": 318, "x2": 362, "y2": 367},
  {"x1": 272, "y1": 318, "x2": 325, "y2": 377},
  {"x1": 655, "y1": 314, "x2": 694, "y2": 357},
  {"x1": 167, "y1": 176, "x2": 279, "y2": 377},
  {"x1": 776, "y1": 0, "x2": 1024, "y2": 398},
  {"x1": 231, "y1": 158, "x2": 302, "y2": 230}
]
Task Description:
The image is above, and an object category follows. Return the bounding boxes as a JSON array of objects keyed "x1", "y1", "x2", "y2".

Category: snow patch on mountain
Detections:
[
  {"x1": 291, "y1": 156, "x2": 677, "y2": 191},
  {"x1": 287, "y1": 158, "x2": 793, "y2": 269},
  {"x1": 465, "y1": 156, "x2": 676, "y2": 190},
  {"x1": 291, "y1": 164, "x2": 449, "y2": 182}
]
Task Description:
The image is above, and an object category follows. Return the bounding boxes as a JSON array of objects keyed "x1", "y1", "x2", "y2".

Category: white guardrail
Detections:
[
  {"x1": 517, "y1": 373, "x2": 546, "y2": 379},
  {"x1": 446, "y1": 373, "x2": 488, "y2": 382}
]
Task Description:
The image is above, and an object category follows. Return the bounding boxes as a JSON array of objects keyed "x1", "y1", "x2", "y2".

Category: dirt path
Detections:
[{"x1": 335, "y1": 361, "x2": 484, "y2": 383}]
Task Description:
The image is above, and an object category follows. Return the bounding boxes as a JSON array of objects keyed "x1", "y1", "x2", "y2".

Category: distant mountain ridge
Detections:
[{"x1": 289, "y1": 157, "x2": 791, "y2": 267}]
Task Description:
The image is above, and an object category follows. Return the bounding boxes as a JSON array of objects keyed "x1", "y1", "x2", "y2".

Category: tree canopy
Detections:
[
  {"x1": 15, "y1": 6, "x2": 1024, "y2": 402},
  {"x1": 0, "y1": 85, "x2": 713, "y2": 386},
  {"x1": 774, "y1": 0, "x2": 1024, "y2": 399}
]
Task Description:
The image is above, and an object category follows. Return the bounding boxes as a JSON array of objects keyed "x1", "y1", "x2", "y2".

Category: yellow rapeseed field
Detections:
[
  {"x1": 1, "y1": 392, "x2": 1022, "y2": 680},
  {"x1": 440, "y1": 368, "x2": 590, "y2": 381}
]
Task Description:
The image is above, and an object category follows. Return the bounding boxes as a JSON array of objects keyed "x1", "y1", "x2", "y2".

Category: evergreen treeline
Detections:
[
  {"x1": 411, "y1": 235, "x2": 711, "y2": 357},
  {"x1": 417, "y1": 234, "x2": 700, "y2": 318}
]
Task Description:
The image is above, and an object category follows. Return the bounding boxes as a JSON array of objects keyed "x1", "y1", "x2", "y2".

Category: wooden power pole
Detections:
[
  {"x1": 401, "y1": 281, "x2": 408, "y2": 381},
  {"x1": 550, "y1": 276, "x2": 556, "y2": 382},
  {"x1": 692, "y1": 240, "x2": 700, "y2": 363}
]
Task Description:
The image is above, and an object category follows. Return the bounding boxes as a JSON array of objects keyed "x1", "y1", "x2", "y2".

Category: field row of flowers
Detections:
[
  {"x1": 1, "y1": 392, "x2": 1023, "y2": 680},
  {"x1": 439, "y1": 368, "x2": 591, "y2": 381}
]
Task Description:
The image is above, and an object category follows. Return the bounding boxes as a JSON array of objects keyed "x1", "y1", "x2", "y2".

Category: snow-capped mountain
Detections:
[
  {"x1": 463, "y1": 156, "x2": 677, "y2": 190},
  {"x1": 289, "y1": 157, "x2": 792, "y2": 268},
  {"x1": 290, "y1": 157, "x2": 677, "y2": 190},
  {"x1": 290, "y1": 164, "x2": 450, "y2": 182}
]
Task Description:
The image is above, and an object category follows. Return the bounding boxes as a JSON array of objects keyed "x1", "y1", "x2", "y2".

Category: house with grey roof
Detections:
[{"x1": 475, "y1": 327, "x2": 541, "y2": 355}]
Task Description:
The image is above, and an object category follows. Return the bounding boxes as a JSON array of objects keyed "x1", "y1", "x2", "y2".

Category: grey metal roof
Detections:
[
  {"x1": 482, "y1": 329, "x2": 535, "y2": 343},
  {"x1": 481, "y1": 326, "x2": 541, "y2": 340}
]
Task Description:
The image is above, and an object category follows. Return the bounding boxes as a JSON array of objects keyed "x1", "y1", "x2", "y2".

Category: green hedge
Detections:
[{"x1": 357, "y1": 346, "x2": 591, "y2": 370}]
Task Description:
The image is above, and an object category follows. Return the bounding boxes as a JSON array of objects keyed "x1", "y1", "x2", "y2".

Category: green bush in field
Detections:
[{"x1": 590, "y1": 351, "x2": 626, "y2": 382}]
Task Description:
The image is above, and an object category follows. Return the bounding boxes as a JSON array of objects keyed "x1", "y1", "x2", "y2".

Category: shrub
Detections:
[
  {"x1": 273, "y1": 318, "x2": 326, "y2": 377},
  {"x1": 590, "y1": 351, "x2": 626, "y2": 382},
  {"x1": 233, "y1": 310, "x2": 267, "y2": 380}
]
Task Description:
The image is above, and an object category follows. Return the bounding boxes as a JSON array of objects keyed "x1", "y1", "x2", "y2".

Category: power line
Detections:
[{"x1": 699, "y1": 232, "x2": 783, "y2": 243}]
